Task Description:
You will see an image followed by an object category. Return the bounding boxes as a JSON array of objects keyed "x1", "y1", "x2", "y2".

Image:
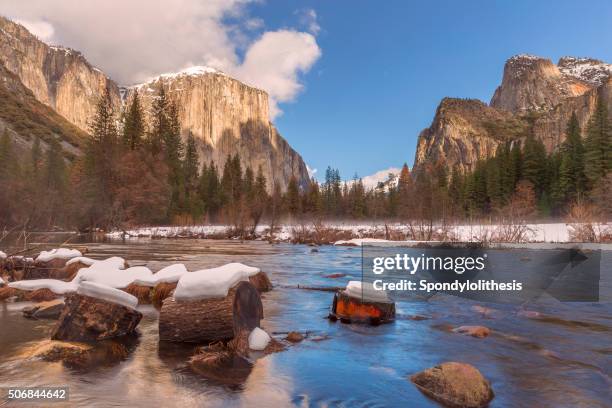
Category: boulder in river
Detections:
[
  {"x1": 452, "y1": 325, "x2": 491, "y2": 339},
  {"x1": 51, "y1": 284, "x2": 142, "y2": 342},
  {"x1": 23, "y1": 299, "x2": 65, "y2": 319},
  {"x1": 410, "y1": 362, "x2": 494, "y2": 408}
]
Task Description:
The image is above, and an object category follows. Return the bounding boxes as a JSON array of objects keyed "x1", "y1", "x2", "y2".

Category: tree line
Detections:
[{"x1": 0, "y1": 90, "x2": 610, "y2": 231}]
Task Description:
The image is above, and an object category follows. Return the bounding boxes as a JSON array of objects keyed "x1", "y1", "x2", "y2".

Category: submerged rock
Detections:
[
  {"x1": 23, "y1": 299, "x2": 65, "y2": 319},
  {"x1": 452, "y1": 325, "x2": 491, "y2": 338},
  {"x1": 285, "y1": 331, "x2": 305, "y2": 343},
  {"x1": 410, "y1": 362, "x2": 494, "y2": 408},
  {"x1": 31, "y1": 338, "x2": 136, "y2": 368}
]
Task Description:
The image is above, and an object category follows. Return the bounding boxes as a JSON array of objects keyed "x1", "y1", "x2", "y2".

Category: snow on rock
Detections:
[
  {"x1": 559, "y1": 56, "x2": 612, "y2": 87},
  {"x1": 248, "y1": 327, "x2": 271, "y2": 351},
  {"x1": 0, "y1": 250, "x2": 6, "y2": 259},
  {"x1": 74, "y1": 263, "x2": 152, "y2": 289},
  {"x1": 9, "y1": 279, "x2": 77, "y2": 294},
  {"x1": 77, "y1": 281, "x2": 138, "y2": 309},
  {"x1": 66, "y1": 257, "x2": 97, "y2": 266},
  {"x1": 334, "y1": 238, "x2": 390, "y2": 246},
  {"x1": 133, "y1": 264, "x2": 188, "y2": 287},
  {"x1": 174, "y1": 263, "x2": 261, "y2": 301},
  {"x1": 36, "y1": 248, "x2": 82, "y2": 263},
  {"x1": 345, "y1": 281, "x2": 391, "y2": 303}
]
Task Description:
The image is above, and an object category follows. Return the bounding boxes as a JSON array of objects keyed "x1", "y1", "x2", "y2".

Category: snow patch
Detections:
[
  {"x1": 9, "y1": 279, "x2": 77, "y2": 294},
  {"x1": 0, "y1": 251, "x2": 6, "y2": 259},
  {"x1": 174, "y1": 263, "x2": 260, "y2": 301},
  {"x1": 248, "y1": 327, "x2": 271, "y2": 351},
  {"x1": 77, "y1": 281, "x2": 138, "y2": 309},
  {"x1": 132, "y1": 263, "x2": 188, "y2": 287},
  {"x1": 345, "y1": 281, "x2": 391, "y2": 303},
  {"x1": 558, "y1": 56, "x2": 612, "y2": 86},
  {"x1": 334, "y1": 238, "x2": 391, "y2": 246},
  {"x1": 74, "y1": 263, "x2": 152, "y2": 289},
  {"x1": 36, "y1": 248, "x2": 82, "y2": 263}
]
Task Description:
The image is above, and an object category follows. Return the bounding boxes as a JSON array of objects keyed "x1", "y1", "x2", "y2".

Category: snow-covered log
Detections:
[{"x1": 159, "y1": 281, "x2": 263, "y2": 343}]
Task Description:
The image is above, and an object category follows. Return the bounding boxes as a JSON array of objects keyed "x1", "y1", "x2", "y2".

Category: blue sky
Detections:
[{"x1": 248, "y1": 0, "x2": 612, "y2": 181}]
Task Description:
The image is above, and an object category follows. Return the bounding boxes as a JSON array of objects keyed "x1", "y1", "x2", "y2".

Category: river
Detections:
[{"x1": 0, "y1": 236, "x2": 610, "y2": 407}]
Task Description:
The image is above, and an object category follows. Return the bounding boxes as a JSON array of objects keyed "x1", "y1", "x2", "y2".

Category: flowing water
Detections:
[{"x1": 0, "y1": 236, "x2": 610, "y2": 407}]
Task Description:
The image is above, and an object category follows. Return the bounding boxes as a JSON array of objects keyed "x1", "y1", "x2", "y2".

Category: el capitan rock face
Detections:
[
  {"x1": 0, "y1": 16, "x2": 121, "y2": 132},
  {"x1": 413, "y1": 54, "x2": 612, "y2": 175},
  {"x1": 129, "y1": 69, "x2": 310, "y2": 191},
  {"x1": 0, "y1": 16, "x2": 309, "y2": 191}
]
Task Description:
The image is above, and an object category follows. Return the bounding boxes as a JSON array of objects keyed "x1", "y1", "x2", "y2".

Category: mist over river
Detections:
[{"x1": 0, "y1": 235, "x2": 610, "y2": 407}]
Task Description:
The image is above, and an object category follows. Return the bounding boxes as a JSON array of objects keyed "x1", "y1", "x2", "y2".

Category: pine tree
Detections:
[
  {"x1": 522, "y1": 134, "x2": 547, "y2": 193},
  {"x1": 182, "y1": 133, "x2": 201, "y2": 219},
  {"x1": 286, "y1": 175, "x2": 300, "y2": 216},
  {"x1": 556, "y1": 113, "x2": 585, "y2": 205},
  {"x1": 83, "y1": 87, "x2": 119, "y2": 227},
  {"x1": 584, "y1": 98, "x2": 610, "y2": 187},
  {"x1": 123, "y1": 90, "x2": 145, "y2": 150},
  {"x1": 149, "y1": 85, "x2": 170, "y2": 155}
]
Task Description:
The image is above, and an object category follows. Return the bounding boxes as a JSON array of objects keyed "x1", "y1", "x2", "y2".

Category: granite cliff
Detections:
[
  {"x1": 129, "y1": 67, "x2": 309, "y2": 191},
  {"x1": 413, "y1": 54, "x2": 612, "y2": 175}
]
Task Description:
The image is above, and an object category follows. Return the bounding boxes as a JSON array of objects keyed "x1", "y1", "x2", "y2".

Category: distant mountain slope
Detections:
[{"x1": 0, "y1": 60, "x2": 87, "y2": 159}]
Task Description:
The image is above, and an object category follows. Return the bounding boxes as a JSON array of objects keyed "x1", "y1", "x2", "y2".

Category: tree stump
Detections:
[
  {"x1": 51, "y1": 293, "x2": 142, "y2": 342},
  {"x1": 329, "y1": 290, "x2": 395, "y2": 325},
  {"x1": 159, "y1": 281, "x2": 263, "y2": 343},
  {"x1": 249, "y1": 271, "x2": 273, "y2": 292}
]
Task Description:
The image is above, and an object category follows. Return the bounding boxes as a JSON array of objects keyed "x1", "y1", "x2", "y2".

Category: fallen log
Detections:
[
  {"x1": 51, "y1": 291, "x2": 142, "y2": 342},
  {"x1": 329, "y1": 290, "x2": 395, "y2": 325},
  {"x1": 159, "y1": 281, "x2": 263, "y2": 344}
]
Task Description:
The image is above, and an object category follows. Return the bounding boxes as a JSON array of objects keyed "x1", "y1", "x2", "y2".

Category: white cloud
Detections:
[
  {"x1": 0, "y1": 1, "x2": 321, "y2": 119},
  {"x1": 233, "y1": 30, "x2": 321, "y2": 118},
  {"x1": 14, "y1": 19, "x2": 54, "y2": 41},
  {"x1": 296, "y1": 8, "x2": 320, "y2": 35}
]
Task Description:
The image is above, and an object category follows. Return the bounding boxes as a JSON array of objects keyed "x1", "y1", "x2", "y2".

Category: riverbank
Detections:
[{"x1": 104, "y1": 221, "x2": 612, "y2": 244}]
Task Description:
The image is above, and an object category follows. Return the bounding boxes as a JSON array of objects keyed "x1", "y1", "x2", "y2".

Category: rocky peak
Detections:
[{"x1": 490, "y1": 54, "x2": 591, "y2": 114}]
